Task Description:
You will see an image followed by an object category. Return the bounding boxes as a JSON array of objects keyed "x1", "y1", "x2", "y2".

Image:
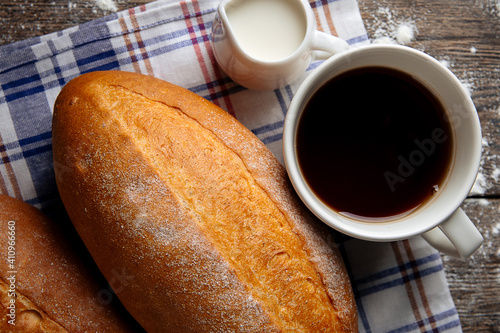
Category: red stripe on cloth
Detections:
[
  {"x1": 403, "y1": 240, "x2": 439, "y2": 332},
  {"x1": 319, "y1": 0, "x2": 338, "y2": 36},
  {"x1": 128, "y1": 7, "x2": 155, "y2": 76},
  {"x1": 311, "y1": 0, "x2": 339, "y2": 36},
  {"x1": 119, "y1": 17, "x2": 142, "y2": 73},
  {"x1": 180, "y1": 0, "x2": 236, "y2": 118},
  {"x1": 313, "y1": 6, "x2": 324, "y2": 32},
  {"x1": 392, "y1": 241, "x2": 427, "y2": 332},
  {"x1": 0, "y1": 134, "x2": 22, "y2": 199},
  {"x1": 190, "y1": 0, "x2": 236, "y2": 117},
  {"x1": 0, "y1": 170, "x2": 10, "y2": 196}
]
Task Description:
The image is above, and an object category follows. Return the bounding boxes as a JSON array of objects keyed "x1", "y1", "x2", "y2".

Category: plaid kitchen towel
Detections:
[{"x1": 0, "y1": 0, "x2": 461, "y2": 331}]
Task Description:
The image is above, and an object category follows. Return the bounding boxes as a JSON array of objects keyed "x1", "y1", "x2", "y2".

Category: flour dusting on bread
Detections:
[{"x1": 52, "y1": 71, "x2": 358, "y2": 332}]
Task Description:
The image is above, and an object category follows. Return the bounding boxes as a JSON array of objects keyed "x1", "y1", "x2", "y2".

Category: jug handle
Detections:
[{"x1": 311, "y1": 31, "x2": 349, "y2": 61}]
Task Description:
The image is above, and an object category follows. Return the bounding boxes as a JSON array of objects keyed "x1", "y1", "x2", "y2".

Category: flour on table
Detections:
[
  {"x1": 470, "y1": 172, "x2": 488, "y2": 195},
  {"x1": 492, "y1": 167, "x2": 500, "y2": 182},
  {"x1": 371, "y1": 36, "x2": 396, "y2": 45},
  {"x1": 440, "y1": 56, "x2": 476, "y2": 96},
  {"x1": 439, "y1": 59, "x2": 451, "y2": 69},
  {"x1": 470, "y1": 163, "x2": 500, "y2": 196},
  {"x1": 492, "y1": 222, "x2": 500, "y2": 236},
  {"x1": 484, "y1": 0, "x2": 500, "y2": 17},
  {"x1": 477, "y1": 198, "x2": 491, "y2": 206},
  {"x1": 461, "y1": 80, "x2": 474, "y2": 97},
  {"x1": 482, "y1": 137, "x2": 490, "y2": 147},
  {"x1": 369, "y1": 6, "x2": 417, "y2": 45},
  {"x1": 395, "y1": 23, "x2": 415, "y2": 44},
  {"x1": 94, "y1": 0, "x2": 118, "y2": 12}
]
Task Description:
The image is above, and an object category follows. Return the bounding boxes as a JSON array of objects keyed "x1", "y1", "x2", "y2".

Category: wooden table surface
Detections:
[{"x1": 1, "y1": 0, "x2": 499, "y2": 331}]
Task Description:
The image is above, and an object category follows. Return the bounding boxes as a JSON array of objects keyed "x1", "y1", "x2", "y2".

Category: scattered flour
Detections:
[
  {"x1": 370, "y1": 6, "x2": 418, "y2": 45},
  {"x1": 368, "y1": 6, "x2": 487, "y2": 97},
  {"x1": 477, "y1": 198, "x2": 491, "y2": 206},
  {"x1": 489, "y1": 0, "x2": 500, "y2": 17},
  {"x1": 436, "y1": 58, "x2": 476, "y2": 95},
  {"x1": 492, "y1": 167, "x2": 500, "y2": 182},
  {"x1": 492, "y1": 222, "x2": 500, "y2": 236},
  {"x1": 470, "y1": 172, "x2": 488, "y2": 195},
  {"x1": 372, "y1": 36, "x2": 397, "y2": 45},
  {"x1": 470, "y1": 167, "x2": 500, "y2": 195},
  {"x1": 461, "y1": 80, "x2": 474, "y2": 97},
  {"x1": 482, "y1": 137, "x2": 490, "y2": 147},
  {"x1": 439, "y1": 59, "x2": 450, "y2": 69},
  {"x1": 437, "y1": 51, "x2": 480, "y2": 98},
  {"x1": 440, "y1": 61, "x2": 478, "y2": 96},
  {"x1": 94, "y1": 0, "x2": 118, "y2": 12},
  {"x1": 476, "y1": 0, "x2": 500, "y2": 17},
  {"x1": 395, "y1": 23, "x2": 415, "y2": 45}
]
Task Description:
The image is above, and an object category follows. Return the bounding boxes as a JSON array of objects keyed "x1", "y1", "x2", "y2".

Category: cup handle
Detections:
[
  {"x1": 421, "y1": 208, "x2": 483, "y2": 258},
  {"x1": 311, "y1": 31, "x2": 349, "y2": 61}
]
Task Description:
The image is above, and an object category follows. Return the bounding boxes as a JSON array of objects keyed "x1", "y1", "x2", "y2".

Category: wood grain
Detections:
[
  {"x1": 1, "y1": 0, "x2": 499, "y2": 332},
  {"x1": 452, "y1": 199, "x2": 500, "y2": 332},
  {"x1": 0, "y1": 0, "x2": 150, "y2": 45},
  {"x1": 359, "y1": 1, "x2": 500, "y2": 331}
]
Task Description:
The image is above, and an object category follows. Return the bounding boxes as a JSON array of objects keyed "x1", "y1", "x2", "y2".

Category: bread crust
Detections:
[
  {"x1": 52, "y1": 70, "x2": 358, "y2": 332},
  {"x1": 0, "y1": 194, "x2": 143, "y2": 332}
]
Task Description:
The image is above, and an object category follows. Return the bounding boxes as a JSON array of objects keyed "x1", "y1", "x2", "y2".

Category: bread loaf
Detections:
[
  {"x1": 0, "y1": 194, "x2": 144, "y2": 332},
  {"x1": 52, "y1": 70, "x2": 358, "y2": 332}
]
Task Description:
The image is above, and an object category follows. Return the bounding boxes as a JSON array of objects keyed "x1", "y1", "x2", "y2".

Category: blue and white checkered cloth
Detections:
[{"x1": 0, "y1": 0, "x2": 462, "y2": 331}]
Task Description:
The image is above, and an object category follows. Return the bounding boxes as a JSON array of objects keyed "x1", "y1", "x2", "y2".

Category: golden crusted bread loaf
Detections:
[
  {"x1": 0, "y1": 194, "x2": 144, "y2": 332},
  {"x1": 52, "y1": 70, "x2": 357, "y2": 332}
]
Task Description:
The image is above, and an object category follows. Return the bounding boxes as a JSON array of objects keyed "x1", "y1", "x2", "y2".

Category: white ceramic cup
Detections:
[
  {"x1": 211, "y1": 0, "x2": 348, "y2": 90},
  {"x1": 283, "y1": 44, "x2": 484, "y2": 258}
]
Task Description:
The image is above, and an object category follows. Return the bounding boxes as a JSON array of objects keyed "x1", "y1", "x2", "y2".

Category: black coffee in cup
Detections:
[{"x1": 296, "y1": 66, "x2": 454, "y2": 221}]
